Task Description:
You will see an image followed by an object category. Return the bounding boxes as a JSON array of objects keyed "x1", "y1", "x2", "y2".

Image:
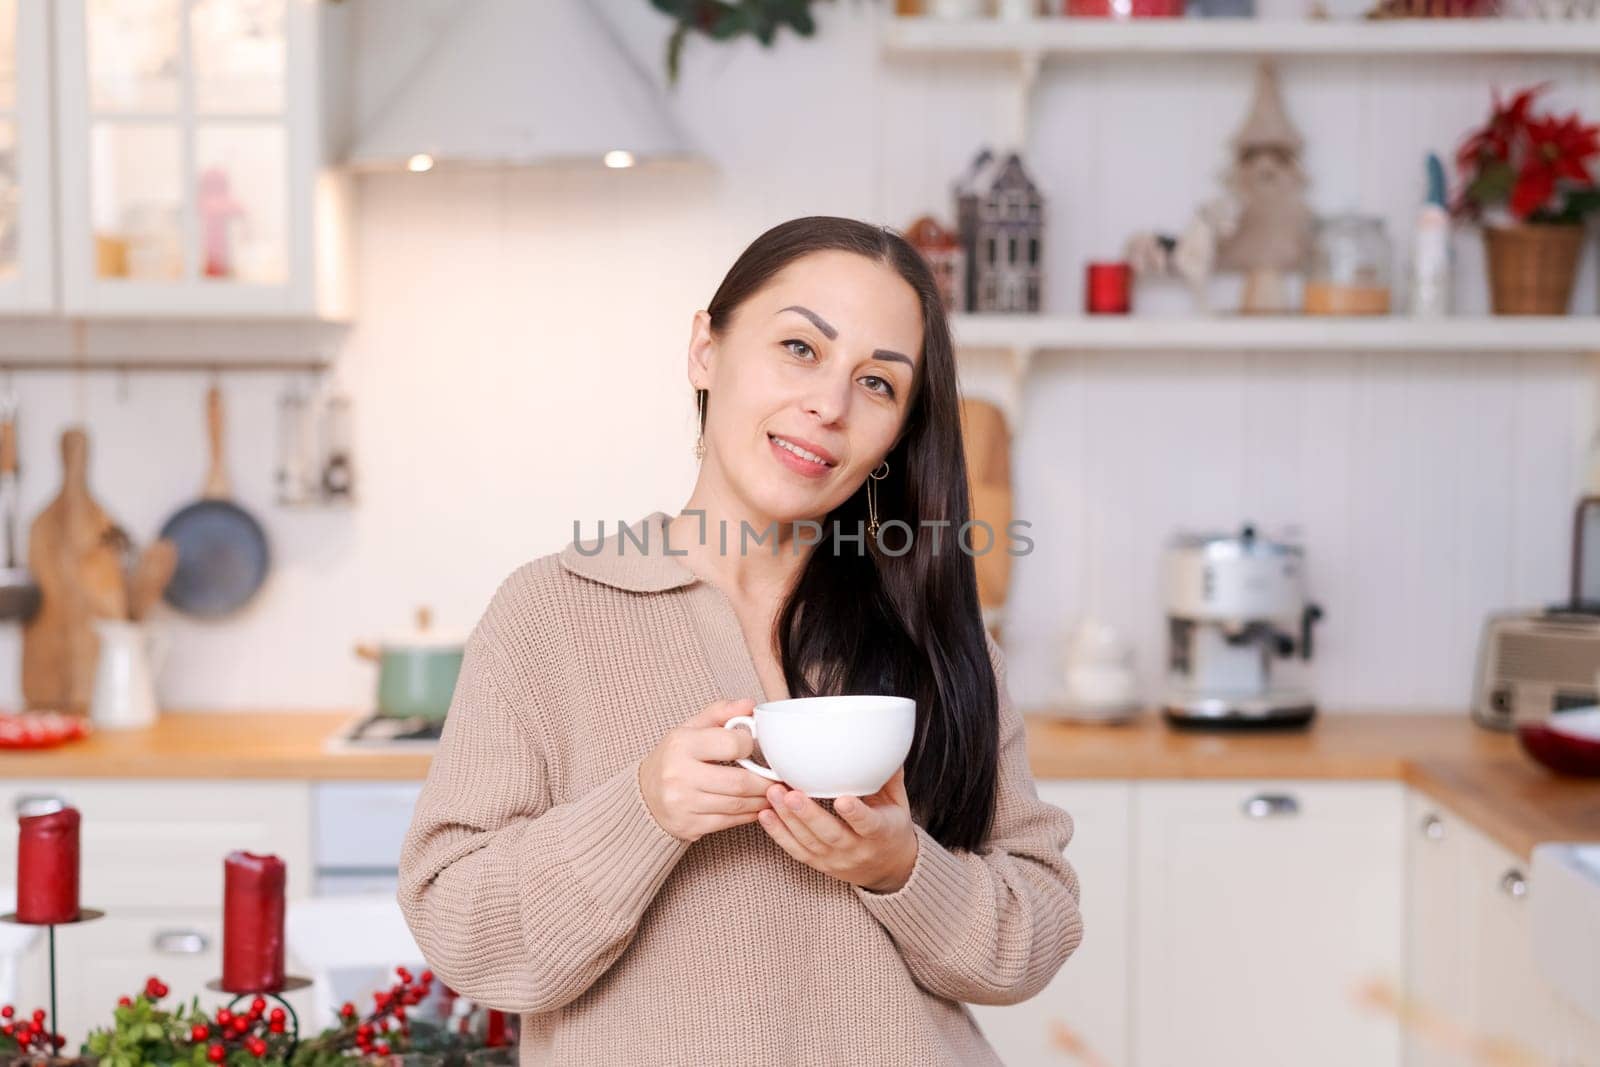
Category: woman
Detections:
[{"x1": 397, "y1": 216, "x2": 1083, "y2": 1065}]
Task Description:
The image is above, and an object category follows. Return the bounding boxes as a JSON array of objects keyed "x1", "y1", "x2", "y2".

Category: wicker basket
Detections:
[{"x1": 1483, "y1": 223, "x2": 1586, "y2": 315}]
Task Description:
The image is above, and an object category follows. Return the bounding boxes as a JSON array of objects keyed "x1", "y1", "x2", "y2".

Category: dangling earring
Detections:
[
  {"x1": 866, "y1": 460, "x2": 890, "y2": 540},
  {"x1": 693, "y1": 389, "x2": 707, "y2": 461}
]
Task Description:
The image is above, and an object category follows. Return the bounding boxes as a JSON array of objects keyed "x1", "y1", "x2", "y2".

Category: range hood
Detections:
[{"x1": 344, "y1": 0, "x2": 699, "y2": 172}]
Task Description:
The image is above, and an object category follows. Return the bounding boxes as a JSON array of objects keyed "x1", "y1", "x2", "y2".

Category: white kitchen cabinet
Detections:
[
  {"x1": 1403, "y1": 790, "x2": 1473, "y2": 1067},
  {"x1": 1403, "y1": 788, "x2": 1600, "y2": 1067},
  {"x1": 970, "y1": 781, "x2": 1132, "y2": 1067},
  {"x1": 50, "y1": 0, "x2": 351, "y2": 317},
  {"x1": 1460, "y1": 819, "x2": 1598, "y2": 1067},
  {"x1": 1131, "y1": 780, "x2": 1406, "y2": 1067},
  {"x1": 0, "y1": 780, "x2": 312, "y2": 1044},
  {"x1": 0, "y1": 0, "x2": 56, "y2": 311}
]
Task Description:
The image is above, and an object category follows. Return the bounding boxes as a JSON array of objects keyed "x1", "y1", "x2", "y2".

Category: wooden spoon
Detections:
[{"x1": 129, "y1": 538, "x2": 179, "y2": 621}]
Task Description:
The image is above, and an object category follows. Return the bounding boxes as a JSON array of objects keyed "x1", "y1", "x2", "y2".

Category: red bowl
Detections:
[{"x1": 1517, "y1": 722, "x2": 1600, "y2": 777}]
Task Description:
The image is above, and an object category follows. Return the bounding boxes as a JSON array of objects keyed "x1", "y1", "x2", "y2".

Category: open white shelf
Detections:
[
  {"x1": 883, "y1": 15, "x2": 1600, "y2": 58},
  {"x1": 951, "y1": 314, "x2": 1600, "y2": 355},
  {"x1": 951, "y1": 314, "x2": 1600, "y2": 428}
]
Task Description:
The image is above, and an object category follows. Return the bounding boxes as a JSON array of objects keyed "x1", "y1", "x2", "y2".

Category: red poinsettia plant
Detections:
[{"x1": 1454, "y1": 83, "x2": 1600, "y2": 226}]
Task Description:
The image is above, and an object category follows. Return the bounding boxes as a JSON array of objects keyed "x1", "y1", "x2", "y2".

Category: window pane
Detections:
[
  {"x1": 91, "y1": 121, "x2": 183, "y2": 279},
  {"x1": 195, "y1": 122, "x2": 286, "y2": 283},
  {"x1": 0, "y1": 0, "x2": 17, "y2": 111},
  {"x1": 193, "y1": 0, "x2": 285, "y2": 114},
  {"x1": 0, "y1": 119, "x2": 15, "y2": 280},
  {"x1": 89, "y1": 0, "x2": 181, "y2": 112}
]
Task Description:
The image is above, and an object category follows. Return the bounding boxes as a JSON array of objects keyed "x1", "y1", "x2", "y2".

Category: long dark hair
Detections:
[{"x1": 701, "y1": 215, "x2": 999, "y2": 852}]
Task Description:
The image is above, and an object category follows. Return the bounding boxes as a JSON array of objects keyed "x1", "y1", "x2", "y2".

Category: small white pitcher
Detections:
[{"x1": 90, "y1": 619, "x2": 170, "y2": 730}]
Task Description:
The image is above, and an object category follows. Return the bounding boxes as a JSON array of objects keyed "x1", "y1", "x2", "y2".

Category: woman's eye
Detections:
[
  {"x1": 863, "y1": 376, "x2": 896, "y2": 398},
  {"x1": 782, "y1": 339, "x2": 815, "y2": 360}
]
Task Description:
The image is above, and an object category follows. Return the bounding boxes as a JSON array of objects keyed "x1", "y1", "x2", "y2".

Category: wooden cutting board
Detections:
[
  {"x1": 959, "y1": 397, "x2": 1014, "y2": 618},
  {"x1": 23, "y1": 427, "x2": 129, "y2": 713}
]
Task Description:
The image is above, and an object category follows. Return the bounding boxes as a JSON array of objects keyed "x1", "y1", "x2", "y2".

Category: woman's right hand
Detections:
[{"x1": 638, "y1": 698, "x2": 775, "y2": 843}]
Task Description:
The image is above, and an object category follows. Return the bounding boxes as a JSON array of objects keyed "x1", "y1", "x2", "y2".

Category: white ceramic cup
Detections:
[{"x1": 722, "y1": 695, "x2": 916, "y2": 798}]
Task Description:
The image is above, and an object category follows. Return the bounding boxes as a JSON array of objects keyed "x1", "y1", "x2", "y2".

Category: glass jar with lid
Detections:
[{"x1": 1303, "y1": 214, "x2": 1392, "y2": 315}]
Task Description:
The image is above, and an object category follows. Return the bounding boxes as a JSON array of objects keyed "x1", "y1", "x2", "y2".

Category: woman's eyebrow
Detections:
[
  {"x1": 778, "y1": 305, "x2": 914, "y2": 367},
  {"x1": 778, "y1": 305, "x2": 837, "y2": 339}
]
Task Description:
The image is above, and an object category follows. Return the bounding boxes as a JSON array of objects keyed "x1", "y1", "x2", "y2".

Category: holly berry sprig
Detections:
[
  {"x1": 87, "y1": 975, "x2": 290, "y2": 1067},
  {"x1": 184, "y1": 991, "x2": 291, "y2": 1064},
  {"x1": 0, "y1": 1003, "x2": 66, "y2": 1056},
  {"x1": 296, "y1": 966, "x2": 433, "y2": 1061}
]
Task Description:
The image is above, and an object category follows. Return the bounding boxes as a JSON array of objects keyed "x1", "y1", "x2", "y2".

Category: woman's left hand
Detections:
[{"x1": 756, "y1": 767, "x2": 919, "y2": 894}]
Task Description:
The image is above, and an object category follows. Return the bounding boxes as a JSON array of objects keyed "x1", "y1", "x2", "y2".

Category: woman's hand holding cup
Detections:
[{"x1": 639, "y1": 698, "x2": 775, "y2": 843}]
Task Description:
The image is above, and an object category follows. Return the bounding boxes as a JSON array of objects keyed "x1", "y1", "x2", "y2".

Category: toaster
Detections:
[{"x1": 1472, "y1": 609, "x2": 1600, "y2": 731}]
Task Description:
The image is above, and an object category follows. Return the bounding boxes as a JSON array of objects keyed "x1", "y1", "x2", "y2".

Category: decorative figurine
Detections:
[
  {"x1": 905, "y1": 215, "x2": 967, "y2": 312},
  {"x1": 1215, "y1": 62, "x2": 1315, "y2": 313},
  {"x1": 955, "y1": 147, "x2": 1045, "y2": 313},
  {"x1": 1126, "y1": 196, "x2": 1243, "y2": 313}
]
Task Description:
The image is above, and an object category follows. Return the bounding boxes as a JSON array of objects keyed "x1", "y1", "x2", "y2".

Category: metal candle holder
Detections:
[
  {"x1": 202, "y1": 976, "x2": 312, "y2": 1058},
  {"x1": 0, "y1": 907, "x2": 107, "y2": 1051}
]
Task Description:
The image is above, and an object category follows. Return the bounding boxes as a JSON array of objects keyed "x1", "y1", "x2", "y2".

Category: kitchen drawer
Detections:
[
  {"x1": 31, "y1": 908, "x2": 315, "y2": 1046},
  {"x1": 0, "y1": 780, "x2": 312, "y2": 910}
]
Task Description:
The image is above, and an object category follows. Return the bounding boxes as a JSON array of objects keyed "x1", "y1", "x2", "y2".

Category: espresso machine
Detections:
[{"x1": 1163, "y1": 524, "x2": 1324, "y2": 729}]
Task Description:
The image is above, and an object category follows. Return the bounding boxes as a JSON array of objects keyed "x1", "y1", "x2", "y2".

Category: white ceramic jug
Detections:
[{"x1": 90, "y1": 619, "x2": 170, "y2": 730}]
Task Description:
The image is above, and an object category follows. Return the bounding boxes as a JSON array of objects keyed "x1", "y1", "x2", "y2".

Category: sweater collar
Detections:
[{"x1": 558, "y1": 510, "x2": 701, "y2": 593}]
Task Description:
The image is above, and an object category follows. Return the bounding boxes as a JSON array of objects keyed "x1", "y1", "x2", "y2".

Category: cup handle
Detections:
[{"x1": 723, "y1": 715, "x2": 782, "y2": 782}]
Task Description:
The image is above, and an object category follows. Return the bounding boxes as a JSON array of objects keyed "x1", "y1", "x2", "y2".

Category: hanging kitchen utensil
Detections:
[
  {"x1": 0, "y1": 388, "x2": 41, "y2": 621},
  {"x1": 318, "y1": 389, "x2": 355, "y2": 502},
  {"x1": 128, "y1": 537, "x2": 178, "y2": 621},
  {"x1": 274, "y1": 379, "x2": 313, "y2": 506},
  {"x1": 22, "y1": 427, "x2": 129, "y2": 712},
  {"x1": 158, "y1": 383, "x2": 270, "y2": 617}
]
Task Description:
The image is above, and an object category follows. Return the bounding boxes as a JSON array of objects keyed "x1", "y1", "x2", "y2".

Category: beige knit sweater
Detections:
[{"x1": 397, "y1": 509, "x2": 1083, "y2": 1066}]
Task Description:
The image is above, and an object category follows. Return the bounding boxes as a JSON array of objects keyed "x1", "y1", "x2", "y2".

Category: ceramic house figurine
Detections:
[
  {"x1": 905, "y1": 215, "x2": 966, "y2": 312},
  {"x1": 955, "y1": 147, "x2": 1044, "y2": 313},
  {"x1": 1215, "y1": 62, "x2": 1314, "y2": 313}
]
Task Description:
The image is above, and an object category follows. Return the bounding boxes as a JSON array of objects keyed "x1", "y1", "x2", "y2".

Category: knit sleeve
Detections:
[
  {"x1": 852, "y1": 632, "x2": 1084, "y2": 1006},
  {"x1": 396, "y1": 601, "x2": 691, "y2": 1013}
]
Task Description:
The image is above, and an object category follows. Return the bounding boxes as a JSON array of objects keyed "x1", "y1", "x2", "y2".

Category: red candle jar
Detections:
[
  {"x1": 16, "y1": 804, "x2": 80, "y2": 924},
  {"x1": 1085, "y1": 262, "x2": 1132, "y2": 314},
  {"x1": 222, "y1": 851, "x2": 286, "y2": 993}
]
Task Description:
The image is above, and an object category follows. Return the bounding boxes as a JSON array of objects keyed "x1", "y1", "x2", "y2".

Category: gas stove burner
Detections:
[{"x1": 323, "y1": 712, "x2": 444, "y2": 752}]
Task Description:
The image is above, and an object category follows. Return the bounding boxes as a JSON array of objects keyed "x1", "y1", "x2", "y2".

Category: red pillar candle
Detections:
[
  {"x1": 1085, "y1": 261, "x2": 1132, "y2": 314},
  {"x1": 16, "y1": 804, "x2": 80, "y2": 924},
  {"x1": 222, "y1": 851, "x2": 286, "y2": 993}
]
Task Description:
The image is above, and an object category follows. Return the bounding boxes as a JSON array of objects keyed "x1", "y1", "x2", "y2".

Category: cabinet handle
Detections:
[
  {"x1": 14, "y1": 793, "x2": 69, "y2": 816},
  {"x1": 152, "y1": 930, "x2": 209, "y2": 955},
  {"x1": 1499, "y1": 869, "x2": 1528, "y2": 900},
  {"x1": 1420, "y1": 813, "x2": 1446, "y2": 841},
  {"x1": 1241, "y1": 793, "x2": 1300, "y2": 818}
]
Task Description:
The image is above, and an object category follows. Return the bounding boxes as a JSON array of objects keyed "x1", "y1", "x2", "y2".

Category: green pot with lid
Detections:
[{"x1": 354, "y1": 606, "x2": 464, "y2": 721}]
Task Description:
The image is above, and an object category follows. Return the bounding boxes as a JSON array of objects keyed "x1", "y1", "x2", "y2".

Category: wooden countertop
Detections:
[{"x1": 1, "y1": 709, "x2": 1595, "y2": 860}]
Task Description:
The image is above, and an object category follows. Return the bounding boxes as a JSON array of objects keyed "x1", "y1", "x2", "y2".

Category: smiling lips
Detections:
[{"x1": 768, "y1": 433, "x2": 837, "y2": 478}]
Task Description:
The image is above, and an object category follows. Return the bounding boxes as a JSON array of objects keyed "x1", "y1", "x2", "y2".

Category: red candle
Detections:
[
  {"x1": 484, "y1": 1009, "x2": 508, "y2": 1048},
  {"x1": 16, "y1": 804, "x2": 80, "y2": 924},
  {"x1": 222, "y1": 851, "x2": 286, "y2": 993},
  {"x1": 1085, "y1": 261, "x2": 1132, "y2": 314}
]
